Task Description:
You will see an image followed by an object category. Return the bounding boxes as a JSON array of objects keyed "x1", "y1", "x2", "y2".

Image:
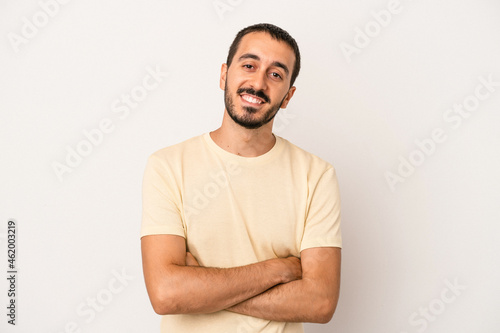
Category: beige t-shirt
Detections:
[{"x1": 141, "y1": 132, "x2": 342, "y2": 333}]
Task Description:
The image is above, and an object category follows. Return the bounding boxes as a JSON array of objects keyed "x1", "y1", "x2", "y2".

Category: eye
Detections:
[
  {"x1": 270, "y1": 72, "x2": 282, "y2": 79},
  {"x1": 243, "y1": 64, "x2": 254, "y2": 69}
]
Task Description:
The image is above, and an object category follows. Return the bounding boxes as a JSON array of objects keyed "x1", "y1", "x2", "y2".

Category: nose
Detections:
[{"x1": 248, "y1": 69, "x2": 268, "y2": 92}]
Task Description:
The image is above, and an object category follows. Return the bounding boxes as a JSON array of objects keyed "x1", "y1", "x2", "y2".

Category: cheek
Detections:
[{"x1": 274, "y1": 89, "x2": 289, "y2": 103}]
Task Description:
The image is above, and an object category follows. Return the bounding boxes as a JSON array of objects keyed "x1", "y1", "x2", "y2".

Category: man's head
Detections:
[
  {"x1": 221, "y1": 23, "x2": 300, "y2": 130},
  {"x1": 226, "y1": 23, "x2": 301, "y2": 88}
]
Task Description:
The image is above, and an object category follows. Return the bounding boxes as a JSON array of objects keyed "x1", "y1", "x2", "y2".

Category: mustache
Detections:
[{"x1": 236, "y1": 87, "x2": 270, "y2": 103}]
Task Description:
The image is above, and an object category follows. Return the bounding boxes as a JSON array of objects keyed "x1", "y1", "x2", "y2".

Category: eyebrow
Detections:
[{"x1": 237, "y1": 53, "x2": 289, "y2": 76}]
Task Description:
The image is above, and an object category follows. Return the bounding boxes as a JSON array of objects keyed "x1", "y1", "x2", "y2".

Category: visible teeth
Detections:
[{"x1": 242, "y1": 95, "x2": 262, "y2": 104}]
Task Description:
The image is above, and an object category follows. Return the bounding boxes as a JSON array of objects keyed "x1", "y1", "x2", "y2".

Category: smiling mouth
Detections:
[{"x1": 240, "y1": 94, "x2": 266, "y2": 105}]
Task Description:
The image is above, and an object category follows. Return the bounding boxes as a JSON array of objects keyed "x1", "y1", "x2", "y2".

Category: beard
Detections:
[{"x1": 224, "y1": 79, "x2": 287, "y2": 130}]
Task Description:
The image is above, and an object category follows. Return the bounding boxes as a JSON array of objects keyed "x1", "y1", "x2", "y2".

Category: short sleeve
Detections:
[
  {"x1": 140, "y1": 154, "x2": 186, "y2": 238},
  {"x1": 300, "y1": 167, "x2": 342, "y2": 251}
]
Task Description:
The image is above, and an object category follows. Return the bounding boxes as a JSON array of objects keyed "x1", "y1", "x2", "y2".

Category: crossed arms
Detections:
[{"x1": 141, "y1": 234, "x2": 341, "y2": 323}]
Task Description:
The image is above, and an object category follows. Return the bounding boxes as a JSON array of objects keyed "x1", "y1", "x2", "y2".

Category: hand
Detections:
[
  {"x1": 278, "y1": 256, "x2": 302, "y2": 283},
  {"x1": 185, "y1": 252, "x2": 200, "y2": 266}
]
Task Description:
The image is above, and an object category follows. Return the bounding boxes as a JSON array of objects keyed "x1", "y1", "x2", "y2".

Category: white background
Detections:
[{"x1": 1, "y1": 0, "x2": 499, "y2": 332}]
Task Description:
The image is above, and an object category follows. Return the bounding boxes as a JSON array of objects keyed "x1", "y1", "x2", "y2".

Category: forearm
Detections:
[
  {"x1": 153, "y1": 260, "x2": 285, "y2": 315},
  {"x1": 226, "y1": 277, "x2": 337, "y2": 323}
]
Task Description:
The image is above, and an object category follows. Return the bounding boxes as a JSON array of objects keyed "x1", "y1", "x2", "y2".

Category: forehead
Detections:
[{"x1": 234, "y1": 32, "x2": 295, "y2": 69}]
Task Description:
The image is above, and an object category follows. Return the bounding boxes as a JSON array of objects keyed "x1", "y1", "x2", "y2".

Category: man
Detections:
[{"x1": 141, "y1": 23, "x2": 342, "y2": 332}]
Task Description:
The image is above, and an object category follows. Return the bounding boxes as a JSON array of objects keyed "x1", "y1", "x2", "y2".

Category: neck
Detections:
[{"x1": 210, "y1": 111, "x2": 276, "y2": 157}]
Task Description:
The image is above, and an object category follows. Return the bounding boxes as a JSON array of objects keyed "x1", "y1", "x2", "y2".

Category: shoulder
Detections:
[
  {"x1": 143, "y1": 134, "x2": 206, "y2": 176},
  {"x1": 278, "y1": 135, "x2": 335, "y2": 174},
  {"x1": 149, "y1": 134, "x2": 204, "y2": 161}
]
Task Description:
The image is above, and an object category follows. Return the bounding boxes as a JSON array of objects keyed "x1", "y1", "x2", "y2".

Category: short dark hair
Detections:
[{"x1": 226, "y1": 23, "x2": 301, "y2": 87}]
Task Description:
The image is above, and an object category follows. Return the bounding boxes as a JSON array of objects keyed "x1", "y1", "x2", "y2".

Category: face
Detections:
[{"x1": 220, "y1": 32, "x2": 296, "y2": 129}]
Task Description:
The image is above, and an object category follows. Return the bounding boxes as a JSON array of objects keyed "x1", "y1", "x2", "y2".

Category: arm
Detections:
[
  {"x1": 226, "y1": 246, "x2": 341, "y2": 323},
  {"x1": 141, "y1": 234, "x2": 302, "y2": 315}
]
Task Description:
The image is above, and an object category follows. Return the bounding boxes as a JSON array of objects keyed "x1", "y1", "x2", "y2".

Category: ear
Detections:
[
  {"x1": 280, "y1": 86, "x2": 296, "y2": 109},
  {"x1": 219, "y1": 63, "x2": 228, "y2": 90}
]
